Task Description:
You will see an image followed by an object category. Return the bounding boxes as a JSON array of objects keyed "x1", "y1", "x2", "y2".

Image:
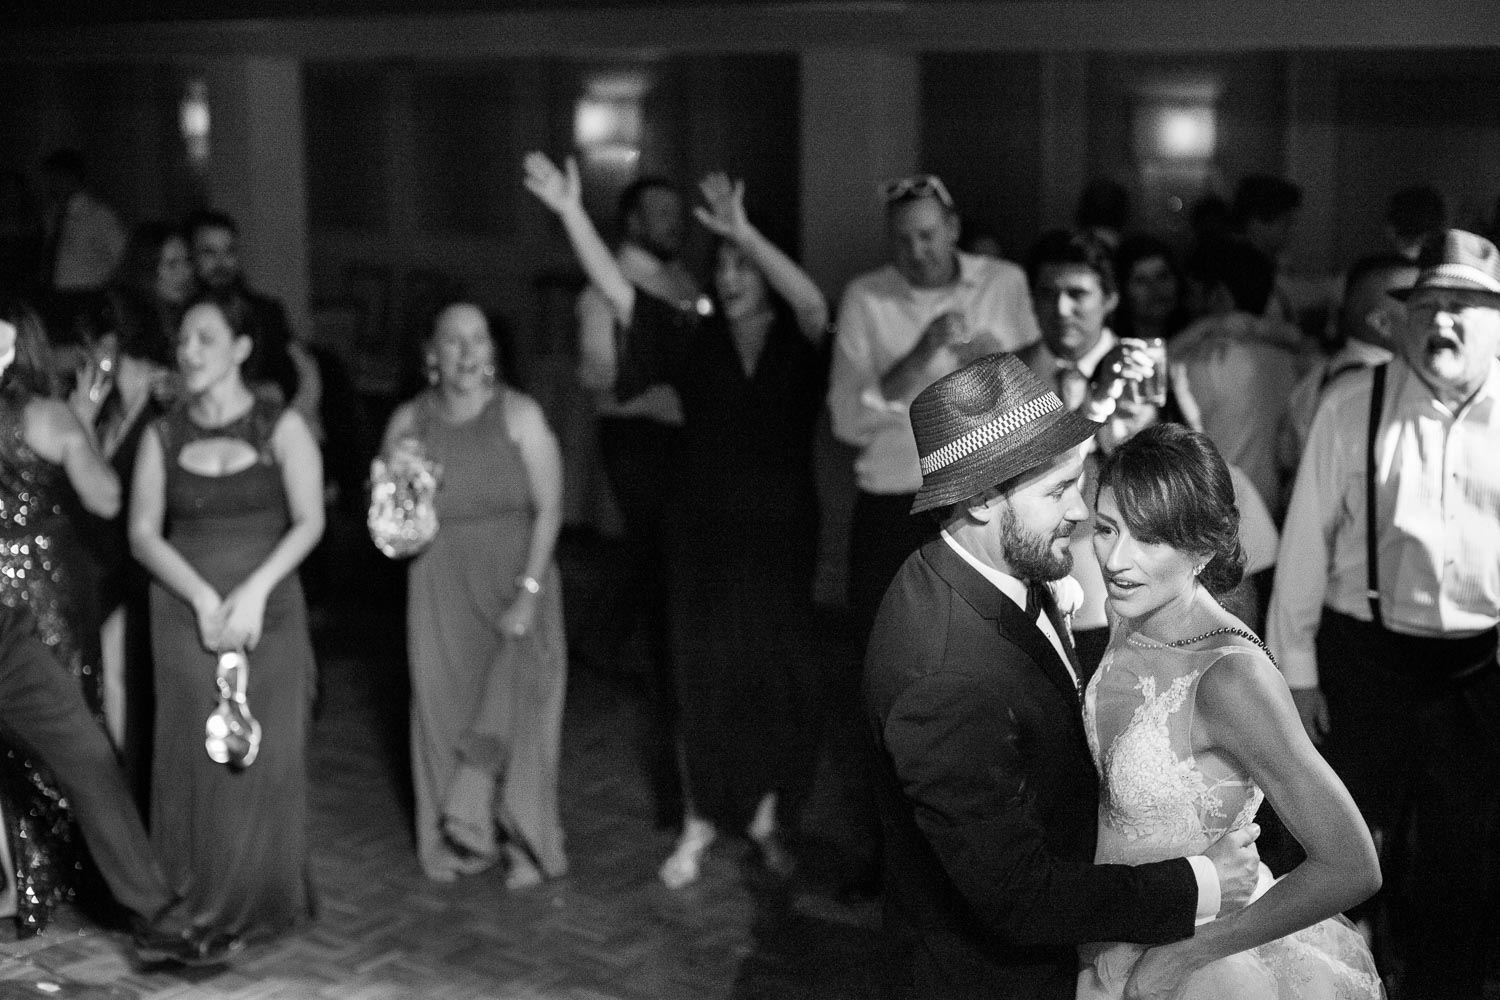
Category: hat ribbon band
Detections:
[
  {"x1": 919, "y1": 392, "x2": 1063, "y2": 476},
  {"x1": 1425, "y1": 263, "x2": 1500, "y2": 294}
]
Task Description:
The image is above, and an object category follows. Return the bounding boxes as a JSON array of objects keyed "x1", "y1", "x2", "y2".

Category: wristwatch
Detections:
[{"x1": 516, "y1": 575, "x2": 542, "y2": 595}]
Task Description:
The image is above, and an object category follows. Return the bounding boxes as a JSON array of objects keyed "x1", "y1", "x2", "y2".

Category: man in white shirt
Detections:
[
  {"x1": 575, "y1": 176, "x2": 697, "y2": 829},
  {"x1": 1266, "y1": 230, "x2": 1500, "y2": 1000},
  {"x1": 825, "y1": 175, "x2": 1039, "y2": 886},
  {"x1": 1172, "y1": 237, "x2": 1307, "y2": 518},
  {"x1": 828, "y1": 175, "x2": 1040, "y2": 630},
  {"x1": 41, "y1": 148, "x2": 125, "y2": 293}
]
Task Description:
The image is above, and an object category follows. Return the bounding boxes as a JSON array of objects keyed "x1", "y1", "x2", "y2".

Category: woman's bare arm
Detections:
[
  {"x1": 24, "y1": 397, "x2": 120, "y2": 518},
  {"x1": 1123, "y1": 648, "x2": 1380, "y2": 999}
]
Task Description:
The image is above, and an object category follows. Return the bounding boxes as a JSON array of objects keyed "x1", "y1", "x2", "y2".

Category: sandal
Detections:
[
  {"x1": 659, "y1": 817, "x2": 716, "y2": 889},
  {"x1": 205, "y1": 651, "x2": 260, "y2": 769},
  {"x1": 440, "y1": 814, "x2": 498, "y2": 863}
]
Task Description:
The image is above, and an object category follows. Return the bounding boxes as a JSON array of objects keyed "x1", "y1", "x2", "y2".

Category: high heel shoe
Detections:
[{"x1": 205, "y1": 650, "x2": 260, "y2": 769}]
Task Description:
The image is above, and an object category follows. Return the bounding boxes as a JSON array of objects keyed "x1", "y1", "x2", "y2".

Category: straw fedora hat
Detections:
[
  {"x1": 909, "y1": 353, "x2": 1100, "y2": 514},
  {"x1": 1390, "y1": 229, "x2": 1500, "y2": 302}
]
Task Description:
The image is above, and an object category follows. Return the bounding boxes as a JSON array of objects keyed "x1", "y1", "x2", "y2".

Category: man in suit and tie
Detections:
[
  {"x1": 863, "y1": 353, "x2": 1261, "y2": 999},
  {"x1": 1018, "y1": 229, "x2": 1121, "y2": 407}
]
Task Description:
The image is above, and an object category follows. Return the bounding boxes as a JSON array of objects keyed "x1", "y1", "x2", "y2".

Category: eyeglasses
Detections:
[{"x1": 880, "y1": 174, "x2": 955, "y2": 211}]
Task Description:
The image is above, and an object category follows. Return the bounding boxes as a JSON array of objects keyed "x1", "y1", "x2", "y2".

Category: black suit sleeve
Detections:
[{"x1": 884, "y1": 668, "x2": 1199, "y2": 948}]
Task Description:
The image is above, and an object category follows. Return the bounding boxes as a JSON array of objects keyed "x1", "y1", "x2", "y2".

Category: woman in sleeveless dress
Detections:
[
  {"x1": 128, "y1": 292, "x2": 323, "y2": 942},
  {"x1": 524, "y1": 154, "x2": 829, "y2": 888},
  {"x1": 381, "y1": 302, "x2": 567, "y2": 887},
  {"x1": 1077, "y1": 422, "x2": 1383, "y2": 999},
  {"x1": 0, "y1": 302, "x2": 121, "y2": 933}
]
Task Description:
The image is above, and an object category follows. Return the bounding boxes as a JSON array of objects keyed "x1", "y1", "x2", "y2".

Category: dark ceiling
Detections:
[{"x1": 6, "y1": 0, "x2": 909, "y2": 28}]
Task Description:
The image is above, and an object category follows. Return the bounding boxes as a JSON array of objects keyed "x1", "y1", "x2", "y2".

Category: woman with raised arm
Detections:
[
  {"x1": 0, "y1": 301, "x2": 120, "y2": 933},
  {"x1": 1078, "y1": 422, "x2": 1381, "y2": 999},
  {"x1": 129, "y1": 291, "x2": 322, "y2": 942},
  {"x1": 525, "y1": 153, "x2": 828, "y2": 888},
  {"x1": 381, "y1": 301, "x2": 568, "y2": 888}
]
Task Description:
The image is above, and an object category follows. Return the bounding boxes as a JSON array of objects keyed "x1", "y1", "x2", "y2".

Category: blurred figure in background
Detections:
[
  {"x1": 1172, "y1": 237, "x2": 1306, "y2": 520},
  {"x1": 527, "y1": 154, "x2": 827, "y2": 888},
  {"x1": 382, "y1": 301, "x2": 568, "y2": 888},
  {"x1": 575, "y1": 175, "x2": 696, "y2": 831},
  {"x1": 40, "y1": 149, "x2": 125, "y2": 296},
  {"x1": 130, "y1": 292, "x2": 321, "y2": 942},
  {"x1": 186, "y1": 209, "x2": 321, "y2": 443},
  {"x1": 1276, "y1": 255, "x2": 1417, "y2": 505},
  {"x1": 1231, "y1": 174, "x2": 1302, "y2": 325},
  {"x1": 1384, "y1": 184, "x2": 1447, "y2": 262},
  {"x1": 0, "y1": 301, "x2": 121, "y2": 933},
  {"x1": 1112, "y1": 234, "x2": 1190, "y2": 344}
]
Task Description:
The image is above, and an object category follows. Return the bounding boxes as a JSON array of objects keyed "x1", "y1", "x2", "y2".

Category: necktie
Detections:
[{"x1": 1056, "y1": 365, "x2": 1089, "y2": 411}]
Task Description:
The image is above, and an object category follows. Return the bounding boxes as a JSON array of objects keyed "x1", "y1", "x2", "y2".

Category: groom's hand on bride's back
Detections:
[{"x1": 1204, "y1": 822, "x2": 1261, "y2": 915}]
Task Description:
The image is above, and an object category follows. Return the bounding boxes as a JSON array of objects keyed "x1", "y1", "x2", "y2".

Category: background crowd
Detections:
[{"x1": 0, "y1": 141, "x2": 1496, "y2": 999}]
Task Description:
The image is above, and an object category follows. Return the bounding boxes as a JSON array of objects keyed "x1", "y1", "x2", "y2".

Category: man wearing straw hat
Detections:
[
  {"x1": 1269, "y1": 229, "x2": 1500, "y2": 999},
  {"x1": 863, "y1": 353, "x2": 1260, "y2": 998}
]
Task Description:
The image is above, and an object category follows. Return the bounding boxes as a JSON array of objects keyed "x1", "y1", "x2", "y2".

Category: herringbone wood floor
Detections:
[{"x1": 0, "y1": 528, "x2": 884, "y2": 999}]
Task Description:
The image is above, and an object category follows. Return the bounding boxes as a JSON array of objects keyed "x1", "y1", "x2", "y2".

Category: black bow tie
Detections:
[{"x1": 1024, "y1": 581, "x2": 1047, "y2": 620}]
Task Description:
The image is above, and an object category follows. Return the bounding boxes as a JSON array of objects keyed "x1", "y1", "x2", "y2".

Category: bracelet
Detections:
[{"x1": 515, "y1": 575, "x2": 542, "y2": 595}]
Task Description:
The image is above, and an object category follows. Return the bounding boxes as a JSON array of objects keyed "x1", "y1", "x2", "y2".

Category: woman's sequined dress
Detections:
[{"x1": 0, "y1": 385, "x2": 103, "y2": 934}]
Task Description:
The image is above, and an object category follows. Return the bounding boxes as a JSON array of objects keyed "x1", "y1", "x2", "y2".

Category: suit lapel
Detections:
[{"x1": 923, "y1": 538, "x2": 1084, "y2": 706}]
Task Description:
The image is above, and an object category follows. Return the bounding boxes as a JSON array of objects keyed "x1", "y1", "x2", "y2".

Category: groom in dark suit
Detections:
[{"x1": 863, "y1": 353, "x2": 1260, "y2": 999}]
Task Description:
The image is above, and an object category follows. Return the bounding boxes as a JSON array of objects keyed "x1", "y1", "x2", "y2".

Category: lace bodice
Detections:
[{"x1": 1084, "y1": 631, "x2": 1264, "y2": 866}]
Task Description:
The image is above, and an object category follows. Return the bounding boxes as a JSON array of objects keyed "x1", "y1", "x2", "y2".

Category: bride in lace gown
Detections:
[{"x1": 1077, "y1": 423, "x2": 1384, "y2": 1000}]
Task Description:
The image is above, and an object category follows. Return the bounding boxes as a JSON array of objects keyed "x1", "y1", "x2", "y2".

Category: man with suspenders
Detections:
[{"x1": 1268, "y1": 230, "x2": 1500, "y2": 1000}]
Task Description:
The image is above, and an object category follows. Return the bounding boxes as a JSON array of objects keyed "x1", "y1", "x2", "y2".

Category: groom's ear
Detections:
[{"x1": 964, "y1": 486, "x2": 1005, "y2": 524}]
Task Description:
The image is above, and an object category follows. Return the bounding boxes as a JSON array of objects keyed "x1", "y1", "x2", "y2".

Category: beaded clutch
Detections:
[{"x1": 367, "y1": 448, "x2": 440, "y2": 560}]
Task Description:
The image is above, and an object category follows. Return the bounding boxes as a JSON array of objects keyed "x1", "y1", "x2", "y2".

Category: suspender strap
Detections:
[{"x1": 1365, "y1": 364, "x2": 1389, "y2": 628}]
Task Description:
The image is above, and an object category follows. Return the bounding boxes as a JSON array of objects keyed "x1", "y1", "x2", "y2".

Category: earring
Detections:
[
  {"x1": 425, "y1": 358, "x2": 438, "y2": 386},
  {"x1": 482, "y1": 362, "x2": 496, "y2": 385}
]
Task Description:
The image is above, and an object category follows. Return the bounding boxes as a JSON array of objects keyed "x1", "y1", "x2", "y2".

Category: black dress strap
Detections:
[{"x1": 1366, "y1": 363, "x2": 1389, "y2": 628}]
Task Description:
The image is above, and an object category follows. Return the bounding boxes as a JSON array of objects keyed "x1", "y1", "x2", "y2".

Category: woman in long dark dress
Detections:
[
  {"x1": 87, "y1": 224, "x2": 186, "y2": 805},
  {"x1": 525, "y1": 155, "x2": 829, "y2": 887},
  {"x1": 128, "y1": 292, "x2": 323, "y2": 941},
  {"x1": 0, "y1": 301, "x2": 121, "y2": 932}
]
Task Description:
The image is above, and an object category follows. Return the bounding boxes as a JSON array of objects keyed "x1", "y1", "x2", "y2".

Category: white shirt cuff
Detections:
[
  {"x1": 1277, "y1": 648, "x2": 1320, "y2": 690},
  {"x1": 858, "y1": 385, "x2": 910, "y2": 415},
  {"x1": 1186, "y1": 855, "x2": 1221, "y2": 925}
]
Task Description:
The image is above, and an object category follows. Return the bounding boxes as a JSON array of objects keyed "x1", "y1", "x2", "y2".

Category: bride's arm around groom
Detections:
[{"x1": 1122, "y1": 657, "x2": 1381, "y2": 1000}]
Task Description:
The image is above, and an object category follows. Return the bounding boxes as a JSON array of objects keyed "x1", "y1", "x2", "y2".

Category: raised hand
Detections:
[
  {"x1": 692, "y1": 172, "x2": 750, "y2": 241},
  {"x1": 522, "y1": 151, "x2": 582, "y2": 217}
]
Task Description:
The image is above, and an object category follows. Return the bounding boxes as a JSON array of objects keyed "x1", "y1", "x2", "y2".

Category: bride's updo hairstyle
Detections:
[{"x1": 1094, "y1": 422, "x2": 1246, "y2": 595}]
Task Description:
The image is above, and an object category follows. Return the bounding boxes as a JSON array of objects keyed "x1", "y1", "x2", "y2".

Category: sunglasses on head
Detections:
[{"x1": 880, "y1": 174, "x2": 955, "y2": 210}]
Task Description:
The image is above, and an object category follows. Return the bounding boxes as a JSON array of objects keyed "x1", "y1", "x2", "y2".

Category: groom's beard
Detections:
[{"x1": 1001, "y1": 505, "x2": 1074, "y2": 582}]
